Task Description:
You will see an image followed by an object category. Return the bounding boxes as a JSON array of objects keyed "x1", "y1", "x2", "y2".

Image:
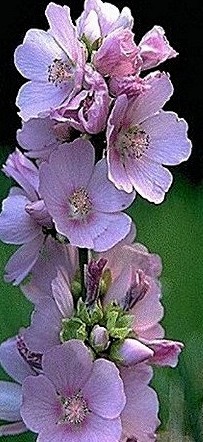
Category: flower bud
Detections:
[
  {"x1": 110, "y1": 338, "x2": 153, "y2": 366},
  {"x1": 90, "y1": 325, "x2": 109, "y2": 352}
]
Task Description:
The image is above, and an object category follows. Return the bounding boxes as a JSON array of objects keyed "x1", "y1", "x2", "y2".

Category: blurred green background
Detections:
[{"x1": 0, "y1": 145, "x2": 203, "y2": 441}]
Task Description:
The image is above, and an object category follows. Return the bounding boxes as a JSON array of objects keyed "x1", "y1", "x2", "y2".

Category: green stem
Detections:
[{"x1": 79, "y1": 248, "x2": 88, "y2": 301}]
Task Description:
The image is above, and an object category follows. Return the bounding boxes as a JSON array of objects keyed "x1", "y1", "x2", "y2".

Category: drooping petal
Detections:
[
  {"x1": 0, "y1": 381, "x2": 22, "y2": 422},
  {"x1": 0, "y1": 421, "x2": 27, "y2": 437},
  {"x1": 14, "y1": 29, "x2": 64, "y2": 81},
  {"x1": 21, "y1": 375, "x2": 62, "y2": 433},
  {"x1": 82, "y1": 359, "x2": 126, "y2": 418},
  {"x1": 0, "y1": 194, "x2": 41, "y2": 245},
  {"x1": 125, "y1": 155, "x2": 173, "y2": 203},
  {"x1": 0, "y1": 337, "x2": 34, "y2": 384},
  {"x1": 121, "y1": 364, "x2": 159, "y2": 441},
  {"x1": 139, "y1": 25, "x2": 178, "y2": 71},
  {"x1": 51, "y1": 268, "x2": 74, "y2": 317},
  {"x1": 142, "y1": 111, "x2": 192, "y2": 165},
  {"x1": 42, "y1": 341, "x2": 93, "y2": 395},
  {"x1": 88, "y1": 159, "x2": 135, "y2": 212},
  {"x1": 4, "y1": 234, "x2": 44, "y2": 285}
]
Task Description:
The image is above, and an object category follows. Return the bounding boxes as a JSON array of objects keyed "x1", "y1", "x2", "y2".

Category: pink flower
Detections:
[
  {"x1": 53, "y1": 66, "x2": 110, "y2": 134},
  {"x1": 77, "y1": 0, "x2": 133, "y2": 43},
  {"x1": 147, "y1": 339, "x2": 184, "y2": 368},
  {"x1": 39, "y1": 138, "x2": 135, "y2": 251},
  {"x1": 21, "y1": 340, "x2": 126, "y2": 442},
  {"x1": 15, "y1": 3, "x2": 86, "y2": 121},
  {"x1": 120, "y1": 364, "x2": 159, "y2": 441},
  {"x1": 0, "y1": 150, "x2": 49, "y2": 285},
  {"x1": 17, "y1": 117, "x2": 71, "y2": 162},
  {"x1": 139, "y1": 26, "x2": 178, "y2": 71},
  {"x1": 107, "y1": 72, "x2": 192, "y2": 202},
  {"x1": 93, "y1": 29, "x2": 142, "y2": 77}
]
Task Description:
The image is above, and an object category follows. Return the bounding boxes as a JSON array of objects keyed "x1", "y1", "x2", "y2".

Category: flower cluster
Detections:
[{"x1": 0, "y1": 1, "x2": 191, "y2": 441}]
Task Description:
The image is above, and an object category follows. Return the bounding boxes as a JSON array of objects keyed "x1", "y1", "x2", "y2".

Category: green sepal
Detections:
[
  {"x1": 89, "y1": 302, "x2": 104, "y2": 326},
  {"x1": 104, "y1": 302, "x2": 133, "y2": 340},
  {"x1": 76, "y1": 298, "x2": 91, "y2": 325},
  {"x1": 109, "y1": 341, "x2": 124, "y2": 364},
  {"x1": 60, "y1": 317, "x2": 87, "y2": 342}
]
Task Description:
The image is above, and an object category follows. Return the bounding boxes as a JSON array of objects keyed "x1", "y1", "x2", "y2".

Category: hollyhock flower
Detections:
[
  {"x1": 15, "y1": 3, "x2": 86, "y2": 121},
  {"x1": 93, "y1": 29, "x2": 142, "y2": 78},
  {"x1": 0, "y1": 149, "x2": 49, "y2": 284},
  {"x1": 120, "y1": 363, "x2": 159, "y2": 441},
  {"x1": 39, "y1": 138, "x2": 135, "y2": 251},
  {"x1": 21, "y1": 340, "x2": 126, "y2": 442},
  {"x1": 0, "y1": 337, "x2": 35, "y2": 436},
  {"x1": 17, "y1": 117, "x2": 71, "y2": 162},
  {"x1": 76, "y1": 0, "x2": 133, "y2": 43},
  {"x1": 107, "y1": 72, "x2": 192, "y2": 202},
  {"x1": 139, "y1": 26, "x2": 178, "y2": 71},
  {"x1": 53, "y1": 66, "x2": 110, "y2": 134}
]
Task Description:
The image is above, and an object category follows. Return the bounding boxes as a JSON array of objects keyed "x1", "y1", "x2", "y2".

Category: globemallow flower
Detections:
[
  {"x1": 39, "y1": 138, "x2": 135, "y2": 251},
  {"x1": 14, "y1": 2, "x2": 86, "y2": 121},
  {"x1": 107, "y1": 72, "x2": 192, "y2": 203},
  {"x1": 21, "y1": 340, "x2": 126, "y2": 442}
]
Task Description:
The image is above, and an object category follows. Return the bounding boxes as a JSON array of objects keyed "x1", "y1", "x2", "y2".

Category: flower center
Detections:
[
  {"x1": 48, "y1": 59, "x2": 73, "y2": 86},
  {"x1": 69, "y1": 187, "x2": 92, "y2": 219},
  {"x1": 119, "y1": 126, "x2": 150, "y2": 160},
  {"x1": 60, "y1": 392, "x2": 90, "y2": 425}
]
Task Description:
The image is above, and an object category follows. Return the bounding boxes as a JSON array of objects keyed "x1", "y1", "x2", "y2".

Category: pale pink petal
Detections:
[
  {"x1": 125, "y1": 155, "x2": 173, "y2": 203},
  {"x1": 139, "y1": 25, "x2": 178, "y2": 71},
  {"x1": 91, "y1": 212, "x2": 133, "y2": 252},
  {"x1": 37, "y1": 413, "x2": 122, "y2": 442},
  {"x1": 45, "y1": 3, "x2": 81, "y2": 63},
  {"x1": 142, "y1": 111, "x2": 192, "y2": 165},
  {"x1": 14, "y1": 29, "x2": 64, "y2": 81},
  {"x1": 4, "y1": 234, "x2": 44, "y2": 285},
  {"x1": 21, "y1": 375, "x2": 62, "y2": 432},
  {"x1": 107, "y1": 146, "x2": 133, "y2": 193},
  {"x1": 51, "y1": 268, "x2": 74, "y2": 317},
  {"x1": 16, "y1": 80, "x2": 74, "y2": 121},
  {"x1": 147, "y1": 339, "x2": 184, "y2": 367},
  {"x1": 43, "y1": 341, "x2": 93, "y2": 395},
  {"x1": 0, "y1": 338, "x2": 34, "y2": 384},
  {"x1": 3, "y1": 149, "x2": 39, "y2": 199},
  {"x1": 118, "y1": 338, "x2": 153, "y2": 366},
  {"x1": 39, "y1": 139, "x2": 95, "y2": 205},
  {"x1": 23, "y1": 299, "x2": 62, "y2": 353},
  {"x1": 0, "y1": 421, "x2": 27, "y2": 437},
  {"x1": 17, "y1": 117, "x2": 59, "y2": 161},
  {"x1": 82, "y1": 359, "x2": 126, "y2": 418},
  {"x1": 121, "y1": 364, "x2": 159, "y2": 441},
  {"x1": 0, "y1": 381, "x2": 22, "y2": 422},
  {"x1": 88, "y1": 159, "x2": 135, "y2": 212},
  {"x1": 0, "y1": 194, "x2": 41, "y2": 244},
  {"x1": 128, "y1": 72, "x2": 173, "y2": 124}
]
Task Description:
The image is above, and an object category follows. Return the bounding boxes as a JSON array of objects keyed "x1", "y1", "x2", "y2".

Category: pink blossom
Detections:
[
  {"x1": 21, "y1": 340, "x2": 126, "y2": 442},
  {"x1": 109, "y1": 74, "x2": 150, "y2": 99},
  {"x1": 53, "y1": 66, "x2": 110, "y2": 134},
  {"x1": 0, "y1": 150, "x2": 49, "y2": 284},
  {"x1": 120, "y1": 364, "x2": 159, "y2": 441},
  {"x1": 15, "y1": 3, "x2": 86, "y2": 121},
  {"x1": 107, "y1": 72, "x2": 192, "y2": 202},
  {"x1": 39, "y1": 138, "x2": 135, "y2": 251},
  {"x1": 93, "y1": 29, "x2": 142, "y2": 77},
  {"x1": 139, "y1": 26, "x2": 178, "y2": 71},
  {"x1": 76, "y1": 0, "x2": 133, "y2": 42},
  {"x1": 147, "y1": 339, "x2": 184, "y2": 367},
  {"x1": 17, "y1": 117, "x2": 71, "y2": 162}
]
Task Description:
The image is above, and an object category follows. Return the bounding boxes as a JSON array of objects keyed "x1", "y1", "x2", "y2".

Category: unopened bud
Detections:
[
  {"x1": 90, "y1": 325, "x2": 109, "y2": 352},
  {"x1": 110, "y1": 338, "x2": 153, "y2": 366}
]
